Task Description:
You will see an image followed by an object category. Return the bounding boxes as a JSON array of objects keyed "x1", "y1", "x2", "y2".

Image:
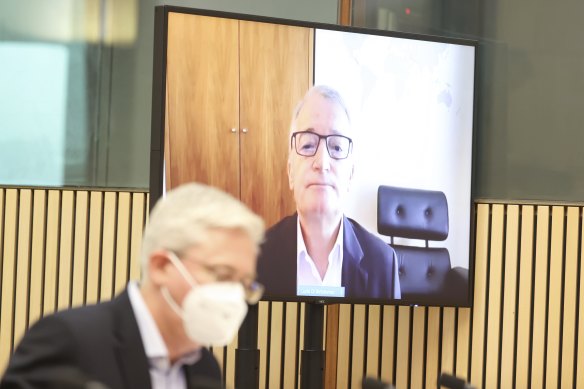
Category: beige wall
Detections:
[{"x1": 1, "y1": 187, "x2": 583, "y2": 388}]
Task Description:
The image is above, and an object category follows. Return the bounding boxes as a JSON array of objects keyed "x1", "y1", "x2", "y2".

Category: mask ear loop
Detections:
[
  {"x1": 161, "y1": 287, "x2": 183, "y2": 317},
  {"x1": 160, "y1": 251, "x2": 198, "y2": 318},
  {"x1": 166, "y1": 251, "x2": 197, "y2": 287}
]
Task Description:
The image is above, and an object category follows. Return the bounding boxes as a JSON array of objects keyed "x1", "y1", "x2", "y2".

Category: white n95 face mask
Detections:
[{"x1": 161, "y1": 252, "x2": 248, "y2": 347}]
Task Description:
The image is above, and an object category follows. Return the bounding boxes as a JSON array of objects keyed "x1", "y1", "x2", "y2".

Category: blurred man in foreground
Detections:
[{"x1": 1, "y1": 183, "x2": 265, "y2": 389}]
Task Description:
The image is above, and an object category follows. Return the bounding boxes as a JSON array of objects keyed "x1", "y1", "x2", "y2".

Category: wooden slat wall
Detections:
[
  {"x1": 2, "y1": 191, "x2": 584, "y2": 389},
  {"x1": 0, "y1": 188, "x2": 149, "y2": 373}
]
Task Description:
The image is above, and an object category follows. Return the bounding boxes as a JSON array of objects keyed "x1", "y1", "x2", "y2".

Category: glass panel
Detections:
[
  {"x1": 0, "y1": 0, "x2": 338, "y2": 189},
  {"x1": 353, "y1": 0, "x2": 584, "y2": 202}
]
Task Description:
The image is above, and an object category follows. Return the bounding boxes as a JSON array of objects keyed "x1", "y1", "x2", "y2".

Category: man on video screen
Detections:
[{"x1": 258, "y1": 85, "x2": 400, "y2": 300}]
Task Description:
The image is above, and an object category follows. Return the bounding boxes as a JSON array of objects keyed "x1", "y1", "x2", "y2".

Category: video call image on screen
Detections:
[
  {"x1": 289, "y1": 28, "x2": 476, "y2": 306},
  {"x1": 258, "y1": 27, "x2": 476, "y2": 306},
  {"x1": 158, "y1": 11, "x2": 477, "y2": 307}
]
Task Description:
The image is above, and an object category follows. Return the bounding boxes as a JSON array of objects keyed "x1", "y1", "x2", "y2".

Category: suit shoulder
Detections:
[
  {"x1": 346, "y1": 218, "x2": 395, "y2": 258},
  {"x1": 346, "y1": 218, "x2": 388, "y2": 248}
]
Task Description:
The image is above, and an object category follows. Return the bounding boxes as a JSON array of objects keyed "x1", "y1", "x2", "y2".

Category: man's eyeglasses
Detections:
[
  {"x1": 175, "y1": 253, "x2": 264, "y2": 305},
  {"x1": 291, "y1": 131, "x2": 353, "y2": 160},
  {"x1": 198, "y1": 262, "x2": 264, "y2": 305}
]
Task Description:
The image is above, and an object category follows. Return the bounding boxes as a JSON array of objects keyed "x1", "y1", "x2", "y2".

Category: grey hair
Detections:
[
  {"x1": 140, "y1": 183, "x2": 264, "y2": 279},
  {"x1": 290, "y1": 85, "x2": 351, "y2": 136}
]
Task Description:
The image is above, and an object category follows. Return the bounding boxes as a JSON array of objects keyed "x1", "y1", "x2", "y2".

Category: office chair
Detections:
[{"x1": 377, "y1": 185, "x2": 468, "y2": 304}]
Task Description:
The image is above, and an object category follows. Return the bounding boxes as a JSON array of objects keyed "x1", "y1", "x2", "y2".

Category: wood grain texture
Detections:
[
  {"x1": 531, "y1": 206, "x2": 550, "y2": 389},
  {"x1": 42, "y1": 190, "x2": 60, "y2": 316},
  {"x1": 561, "y1": 207, "x2": 579, "y2": 388},
  {"x1": 71, "y1": 191, "x2": 89, "y2": 308},
  {"x1": 499, "y1": 205, "x2": 519, "y2": 388},
  {"x1": 13, "y1": 190, "x2": 32, "y2": 350},
  {"x1": 4, "y1": 186, "x2": 584, "y2": 387},
  {"x1": 0, "y1": 189, "x2": 17, "y2": 370},
  {"x1": 484, "y1": 204, "x2": 504, "y2": 389},
  {"x1": 57, "y1": 191, "x2": 74, "y2": 311},
  {"x1": 469, "y1": 204, "x2": 490, "y2": 387},
  {"x1": 545, "y1": 206, "x2": 564, "y2": 388},
  {"x1": 515, "y1": 205, "x2": 535, "y2": 388},
  {"x1": 239, "y1": 21, "x2": 309, "y2": 227},
  {"x1": 114, "y1": 192, "x2": 131, "y2": 294},
  {"x1": 99, "y1": 192, "x2": 117, "y2": 302},
  {"x1": 166, "y1": 12, "x2": 240, "y2": 198}
]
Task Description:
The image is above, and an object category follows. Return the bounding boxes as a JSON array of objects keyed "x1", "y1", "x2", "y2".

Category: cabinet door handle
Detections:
[
  {"x1": 231, "y1": 128, "x2": 237, "y2": 133},
  {"x1": 241, "y1": 128, "x2": 248, "y2": 133}
]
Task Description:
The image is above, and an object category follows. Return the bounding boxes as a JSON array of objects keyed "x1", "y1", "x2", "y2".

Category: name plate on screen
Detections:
[{"x1": 297, "y1": 286, "x2": 345, "y2": 298}]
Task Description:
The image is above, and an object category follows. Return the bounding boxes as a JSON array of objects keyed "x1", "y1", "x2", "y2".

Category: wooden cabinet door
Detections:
[
  {"x1": 165, "y1": 13, "x2": 240, "y2": 198},
  {"x1": 239, "y1": 21, "x2": 311, "y2": 227}
]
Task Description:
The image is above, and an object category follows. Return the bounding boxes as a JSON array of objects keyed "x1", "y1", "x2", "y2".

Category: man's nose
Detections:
[{"x1": 312, "y1": 139, "x2": 331, "y2": 170}]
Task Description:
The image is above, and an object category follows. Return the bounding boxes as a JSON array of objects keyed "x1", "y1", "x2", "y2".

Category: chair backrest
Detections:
[
  {"x1": 377, "y1": 185, "x2": 451, "y2": 300},
  {"x1": 377, "y1": 185, "x2": 449, "y2": 241}
]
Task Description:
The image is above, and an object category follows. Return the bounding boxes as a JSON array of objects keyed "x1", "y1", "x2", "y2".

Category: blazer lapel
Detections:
[
  {"x1": 112, "y1": 291, "x2": 152, "y2": 389},
  {"x1": 341, "y1": 217, "x2": 368, "y2": 297}
]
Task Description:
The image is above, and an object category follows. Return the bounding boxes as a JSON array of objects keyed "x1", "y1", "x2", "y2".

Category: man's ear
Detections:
[{"x1": 147, "y1": 250, "x2": 171, "y2": 286}]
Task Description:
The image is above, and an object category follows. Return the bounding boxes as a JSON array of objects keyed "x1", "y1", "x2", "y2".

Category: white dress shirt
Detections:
[
  {"x1": 297, "y1": 218, "x2": 344, "y2": 287},
  {"x1": 127, "y1": 282, "x2": 201, "y2": 389}
]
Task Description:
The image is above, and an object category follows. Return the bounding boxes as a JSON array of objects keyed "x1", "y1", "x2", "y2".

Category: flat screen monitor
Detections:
[{"x1": 150, "y1": 6, "x2": 477, "y2": 307}]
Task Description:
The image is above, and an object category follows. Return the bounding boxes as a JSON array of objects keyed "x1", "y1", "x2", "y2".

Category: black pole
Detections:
[
  {"x1": 235, "y1": 304, "x2": 260, "y2": 389},
  {"x1": 300, "y1": 303, "x2": 325, "y2": 389}
]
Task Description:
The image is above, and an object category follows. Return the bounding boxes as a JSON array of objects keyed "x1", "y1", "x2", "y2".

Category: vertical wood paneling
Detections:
[
  {"x1": 380, "y1": 305, "x2": 395, "y2": 385},
  {"x1": 531, "y1": 206, "x2": 550, "y2": 389},
  {"x1": 350, "y1": 305, "x2": 366, "y2": 388},
  {"x1": 71, "y1": 191, "x2": 89, "y2": 308},
  {"x1": 441, "y1": 307, "x2": 456, "y2": 375},
  {"x1": 577, "y1": 209, "x2": 584, "y2": 389},
  {"x1": 85, "y1": 192, "x2": 103, "y2": 305},
  {"x1": 28, "y1": 190, "x2": 46, "y2": 325},
  {"x1": 425, "y1": 307, "x2": 440, "y2": 388},
  {"x1": 546, "y1": 206, "x2": 564, "y2": 388},
  {"x1": 129, "y1": 193, "x2": 145, "y2": 281},
  {"x1": 395, "y1": 306, "x2": 411, "y2": 389},
  {"x1": 258, "y1": 301, "x2": 269, "y2": 389},
  {"x1": 484, "y1": 205, "x2": 504, "y2": 389},
  {"x1": 13, "y1": 190, "x2": 32, "y2": 349},
  {"x1": 3, "y1": 189, "x2": 584, "y2": 389},
  {"x1": 268, "y1": 302, "x2": 284, "y2": 389},
  {"x1": 99, "y1": 192, "x2": 117, "y2": 302},
  {"x1": 456, "y1": 308, "x2": 471, "y2": 382},
  {"x1": 57, "y1": 191, "x2": 74, "y2": 310},
  {"x1": 560, "y1": 207, "x2": 579, "y2": 388},
  {"x1": 114, "y1": 192, "x2": 131, "y2": 294},
  {"x1": 283, "y1": 302, "x2": 300, "y2": 389},
  {"x1": 0, "y1": 189, "x2": 18, "y2": 370},
  {"x1": 336, "y1": 304, "x2": 352, "y2": 388},
  {"x1": 499, "y1": 205, "x2": 519, "y2": 388},
  {"x1": 470, "y1": 203, "x2": 490, "y2": 387},
  {"x1": 365, "y1": 305, "x2": 381, "y2": 379},
  {"x1": 515, "y1": 205, "x2": 535, "y2": 388},
  {"x1": 42, "y1": 191, "x2": 60, "y2": 316},
  {"x1": 410, "y1": 307, "x2": 426, "y2": 389}
]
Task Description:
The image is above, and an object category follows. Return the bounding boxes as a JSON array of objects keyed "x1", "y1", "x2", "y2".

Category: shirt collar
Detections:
[
  {"x1": 296, "y1": 216, "x2": 344, "y2": 257},
  {"x1": 127, "y1": 282, "x2": 201, "y2": 370}
]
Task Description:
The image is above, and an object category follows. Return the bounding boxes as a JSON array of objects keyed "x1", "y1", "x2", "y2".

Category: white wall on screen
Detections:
[{"x1": 314, "y1": 29, "x2": 475, "y2": 268}]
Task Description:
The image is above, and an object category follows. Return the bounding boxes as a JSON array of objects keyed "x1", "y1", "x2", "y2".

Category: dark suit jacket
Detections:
[
  {"x1": 257, "y1": 214, "x2": 400, "y2": 300},
  {"x1": 0, "y1": 290, "x2": 221, "y2": 389}
]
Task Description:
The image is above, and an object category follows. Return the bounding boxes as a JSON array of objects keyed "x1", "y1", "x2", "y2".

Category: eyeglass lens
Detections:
[{"x1": 294, "y1": 132, "x2": 351, "y2": 159}]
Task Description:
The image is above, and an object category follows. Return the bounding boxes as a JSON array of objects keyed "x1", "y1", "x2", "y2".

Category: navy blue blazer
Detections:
[
  {"x1": 1, "y1": 290, "x2": 221, "y2": 389},
  {"x1": 257, "y1": 214, "x2": 400, "y2": 301}
]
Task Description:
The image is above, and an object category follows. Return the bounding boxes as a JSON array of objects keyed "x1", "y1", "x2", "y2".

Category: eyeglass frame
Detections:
[
  {"x1": 290, "y1": 130, "x2": 353, "y2": 160},
  {"x1": 168, "y1": 251, "x2": 264, "y2": 305}
]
